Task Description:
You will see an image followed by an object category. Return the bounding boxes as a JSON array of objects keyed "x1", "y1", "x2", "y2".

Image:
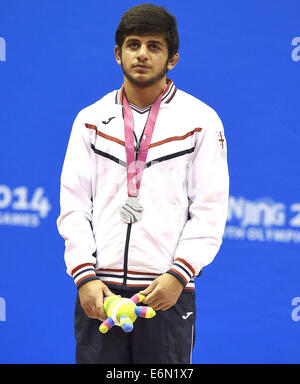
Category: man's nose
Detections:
[{"x1": 137, "y1": 44, "x2": 148, "y2": 61}]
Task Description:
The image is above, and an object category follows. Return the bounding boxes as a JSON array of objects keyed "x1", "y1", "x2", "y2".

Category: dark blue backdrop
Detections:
[{"x1": 0, "y1": 0, "x2": 299, "y2": 364}]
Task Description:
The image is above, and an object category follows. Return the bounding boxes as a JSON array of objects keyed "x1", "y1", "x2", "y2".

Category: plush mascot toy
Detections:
[{"x1": 99, "y1": 293, "x2": 156, "y2": 334}]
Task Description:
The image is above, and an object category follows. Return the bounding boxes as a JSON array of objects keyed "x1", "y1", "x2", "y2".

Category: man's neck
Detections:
[{"x1": 123, "y1": 77, "x2": 166, "y2": 108}]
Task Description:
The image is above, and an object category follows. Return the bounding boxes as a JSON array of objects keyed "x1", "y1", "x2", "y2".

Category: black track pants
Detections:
[{"x1": 75, "y1": 287, "x2": 196, "y2": 364}]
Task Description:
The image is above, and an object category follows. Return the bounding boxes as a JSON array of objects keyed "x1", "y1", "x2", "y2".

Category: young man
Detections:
[{"x1": 57, "y1": 4, "x2": 229, "y2": 364}]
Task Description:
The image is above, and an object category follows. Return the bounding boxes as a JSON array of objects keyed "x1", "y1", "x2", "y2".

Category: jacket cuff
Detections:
[
  {"x1": 71, "y1": 263, "x2": 98, "y2": 289},
  {"x1": 166, "y1": 258, "x2": 195, "y2": 287}
]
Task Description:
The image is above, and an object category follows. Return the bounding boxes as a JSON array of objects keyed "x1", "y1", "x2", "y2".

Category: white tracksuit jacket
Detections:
[{"x1": 57, "y1": 80, "x2": 229, "y2": 292}]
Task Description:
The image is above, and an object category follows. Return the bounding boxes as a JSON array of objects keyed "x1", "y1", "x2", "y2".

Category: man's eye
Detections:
[
  {"x1": 150, "y1": 45, "x2": 159, "y2": 50},
  {"x1": 129, "y1": 43, "x2": 139, "y2": 48}
]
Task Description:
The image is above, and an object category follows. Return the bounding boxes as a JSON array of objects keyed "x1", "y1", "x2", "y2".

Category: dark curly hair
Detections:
[{"x1": 115, "y1": 4, "x2": 179, "y2": 59}]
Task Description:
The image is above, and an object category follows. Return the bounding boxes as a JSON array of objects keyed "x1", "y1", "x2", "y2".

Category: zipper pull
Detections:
[{"x1": 135, "y1": 142, "x2": 140, "y2": 155}]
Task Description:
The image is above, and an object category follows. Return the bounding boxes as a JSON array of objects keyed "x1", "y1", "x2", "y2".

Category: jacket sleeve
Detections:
[
  {"x1": 57, "y1": 111, "x2": 98, "y2": 289},
  {"x1": 166, "y1": 110, "x2": 229, "y2": 287}
]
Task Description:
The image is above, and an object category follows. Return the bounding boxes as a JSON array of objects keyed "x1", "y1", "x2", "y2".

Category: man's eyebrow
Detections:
[
  {"x1": 125, "y1": 38, "x2": 140, "y2": 43},
  {"x1": 148, "y1": 40, "x2": 164, "y2": 46},
  {"x1": 125, "y1": 38, "x2": 164, "y2": 46}
]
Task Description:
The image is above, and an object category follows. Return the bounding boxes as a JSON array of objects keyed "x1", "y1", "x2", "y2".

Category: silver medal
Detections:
[{"x1": 120, "y1": 196, "x2": 144, "y2": 224}]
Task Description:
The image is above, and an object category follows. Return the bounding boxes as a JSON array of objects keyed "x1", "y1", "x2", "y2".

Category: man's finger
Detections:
[
  {"x1": 95, "y1": 301, "x2": 106, "y2": 321},
  {"x1": 159, "y1": 304, "x2": 171, "y2": 311},
  {"x1": 139, "y1": 281, "x2": 156, "y2": 296},
  {"x1": 139, "y1": 287, "x2": 153, "y2": 296},
  {"x1": 151, "y1": 301, "x2": 164, "y2": 310},
  {"x1": 142, "y1": 291, "x2": 154, "y2": 304},
  {"x1": 143, "y1": 289, "x2": 159, "y2": 305},
  {"x1": 103, "y1": 286, "x2": 116, "y2": 297},
  {"x1": 84, "y1": 305, "x2": 101, "y2": 320},
  {"x1": 152, "y1": 301, "x2": 169, "y2": 311}
]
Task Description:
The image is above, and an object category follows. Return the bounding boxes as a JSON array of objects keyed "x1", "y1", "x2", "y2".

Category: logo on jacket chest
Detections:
[{"x1": 102, "y1": 116, "x2": 116, "y2": 125}]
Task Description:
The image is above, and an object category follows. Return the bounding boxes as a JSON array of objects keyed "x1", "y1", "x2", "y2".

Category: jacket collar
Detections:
[{"x1": 115, "y1": 79, "x2": 177, "y2": 107}]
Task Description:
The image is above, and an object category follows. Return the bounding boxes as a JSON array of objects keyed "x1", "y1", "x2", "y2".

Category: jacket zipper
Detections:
[{"x1": 122, "y1": 223, "x2": 132, "y2": 288}]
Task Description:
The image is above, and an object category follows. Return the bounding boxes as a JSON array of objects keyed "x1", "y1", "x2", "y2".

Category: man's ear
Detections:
[
  {"x1": 115, "y1": 45, "x2": 122, "y2": 65},
  {"x1": 167, "y1": 53, "x2": 180, "y2": 71}
]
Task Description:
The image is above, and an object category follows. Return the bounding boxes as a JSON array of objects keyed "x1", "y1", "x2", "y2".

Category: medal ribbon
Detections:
[{"x1": 123, "y1": 90, "x2": 163, "y2": 197}]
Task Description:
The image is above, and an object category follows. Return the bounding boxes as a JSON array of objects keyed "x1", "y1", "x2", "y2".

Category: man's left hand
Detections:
[{"x1": 139, "y1": 273, "x2": 184, "y2": 311}]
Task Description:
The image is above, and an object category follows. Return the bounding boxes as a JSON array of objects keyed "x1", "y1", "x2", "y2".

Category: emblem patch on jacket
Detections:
[{"x1": 216, "y1": 131, "x2": 226, "y2": 158}]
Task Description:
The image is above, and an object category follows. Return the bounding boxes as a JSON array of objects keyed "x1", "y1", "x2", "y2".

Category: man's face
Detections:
[{"x1": 115, "y1": 34, "x2": 177, "y2": 87}]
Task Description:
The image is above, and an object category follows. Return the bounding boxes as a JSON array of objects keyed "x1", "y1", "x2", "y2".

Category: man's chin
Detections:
[
  {"x1": 125, "y1": 74, "x2": 158, "y2": 87},
  {"x1": 123, "y1": 68, "x2": 167, "y2": 88}
]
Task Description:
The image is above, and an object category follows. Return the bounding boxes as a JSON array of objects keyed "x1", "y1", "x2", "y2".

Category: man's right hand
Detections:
[{"x1": 78, "y1": 279, "x2": 115, "y2": 321}]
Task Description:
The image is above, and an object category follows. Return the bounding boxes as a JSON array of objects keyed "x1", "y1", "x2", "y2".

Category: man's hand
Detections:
[
  {"x1": 139, "y1": 273, "x2": 184, "y2": 311},
  {"x1": 78, "y1": 279, "x2": 115, "y2": 321}
]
